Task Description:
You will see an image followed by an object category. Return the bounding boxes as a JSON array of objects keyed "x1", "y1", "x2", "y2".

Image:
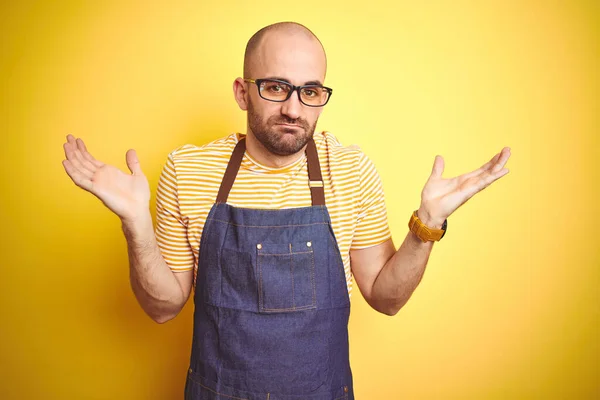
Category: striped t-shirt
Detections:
[{"x1": 154, "y1": 131, "x2": 391, "y2": 296}]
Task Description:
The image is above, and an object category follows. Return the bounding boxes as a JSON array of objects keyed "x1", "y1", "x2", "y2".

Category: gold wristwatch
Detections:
[{"x1": 408, "y1": 210, "x2": 447, "y2": 242}]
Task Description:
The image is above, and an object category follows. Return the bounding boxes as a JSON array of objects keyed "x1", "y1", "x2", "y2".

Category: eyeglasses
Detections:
[{"x1": 244, "y1": 78, "x2": 333, "y2": 107}]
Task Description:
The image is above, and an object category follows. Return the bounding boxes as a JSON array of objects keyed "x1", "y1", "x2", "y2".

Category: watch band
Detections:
[{"x1": 408, "y1": 210, "x2": 447, "y2": 242}]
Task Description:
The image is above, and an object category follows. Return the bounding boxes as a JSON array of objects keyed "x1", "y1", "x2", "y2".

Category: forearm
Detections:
[
  {"x1": 121, "y1": 213, "x2": 187, "y2": 323},
  {"x1": 370, "y1": 211, "x2": 443, "y2": 315}
]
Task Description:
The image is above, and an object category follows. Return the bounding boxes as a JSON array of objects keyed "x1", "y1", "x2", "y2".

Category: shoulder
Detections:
[
  {"x1": 167, "y1": 133, "x2": 239, "y2": 164},
  {"x1": 316, "y1": 130, "x2": 362, "y2": 158},
  {"x1": 315, "y1": 131, "x2": 373, "y2": 171},
  {"x1": 162, "y1": 133, "x2": 240, "y2": 180}
]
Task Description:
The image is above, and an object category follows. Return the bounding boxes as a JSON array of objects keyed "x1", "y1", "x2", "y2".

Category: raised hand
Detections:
[
  {"x1": 417, "y1": 147, "x2": 512, "y2": 226},
  {"x1": 62, "y1": 134, "x2": 151, "y2": 221}
]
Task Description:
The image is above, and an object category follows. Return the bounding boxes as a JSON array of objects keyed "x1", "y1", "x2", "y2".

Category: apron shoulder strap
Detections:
[
  {"x1": 305, "y1": 137, "x2": 326, "y2": 206},
  {"x1": 216, "y1": 136, "x2": 325, "y2": 206},
  {"x1": 216, "y1": 137, "x2": 246, "y2": 204}
]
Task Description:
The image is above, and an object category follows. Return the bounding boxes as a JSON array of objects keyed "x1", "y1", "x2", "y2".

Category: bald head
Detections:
[{"x1": 243, "y1": 22, "x2": 327, "y2": 80}]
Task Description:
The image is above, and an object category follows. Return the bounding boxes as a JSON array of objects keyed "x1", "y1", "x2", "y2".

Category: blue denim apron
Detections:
[{"x1": 184, "y1": 136, "x2": 354, "y2": 399}]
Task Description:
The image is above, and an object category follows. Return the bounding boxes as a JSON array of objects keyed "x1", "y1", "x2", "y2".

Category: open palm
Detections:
[
  {"x1": 420, "y1": 147, "x2": 511, "y2": 223},
  {"x1": 62, "y1": 134, "x2": 150, "y2": 220}
]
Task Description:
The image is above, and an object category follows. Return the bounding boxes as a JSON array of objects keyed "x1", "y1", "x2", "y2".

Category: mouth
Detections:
[{"x1": 276, "y1": 123, "x2": 303, "y2": 129}]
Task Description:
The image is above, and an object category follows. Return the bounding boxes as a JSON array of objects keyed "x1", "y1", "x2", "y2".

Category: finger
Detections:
[
  {"x1": 64, "y1": 135, "x2": 78, "y2": 159},
  {"x1": 64, "y1": 137, "x2": 96, "y2": 175},
  {"x1": 463, "y1": 146, "x2": 511, "y2": 180},
  {"x1": 429, "y1": 155, "x2": 444, "y2": 179},
  {"x1": 491, "y1": 147, "x2": 511, "y2": 173},
  {"x1": 467, "y1": 168, "x2": 510, "y2": 197},
  {"x1": 62, "y1": 159, "x2": 93, "y2": 191},
  {"x1": 72, "y1": 145, "x2": 97, "y2": 174},
  {"x1": 76, "y1": 137, "x2": 104, "y2": 169},
  {"x1": 462, "y1": 152, "x2": 501, "y2": 181},
  {"x1": 63, "y1": 143, "x2": 94, "y2": 179},
  {"x1": 126, "y1": 149, "x2": 143, "y2": 176},
  {"x1": 64, "y1": 136, "x2": 84, "y2": 163}
]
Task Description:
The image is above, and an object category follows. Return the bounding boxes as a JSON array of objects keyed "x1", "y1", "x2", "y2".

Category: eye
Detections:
[
  {"x1": 302, "y1": 87, "x2": 323, "y2": 98},
  {"x1": 264, "y1": 81, "x2": 289, "y2": 94}
]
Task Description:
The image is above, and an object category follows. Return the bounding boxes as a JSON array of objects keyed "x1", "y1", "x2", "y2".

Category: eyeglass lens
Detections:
[{"x1": 259, "y1": 80, "x2": 329, "y2": 106}]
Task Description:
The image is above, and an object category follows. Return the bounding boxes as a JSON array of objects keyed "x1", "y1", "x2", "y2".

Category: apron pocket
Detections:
[{"x1": 257, "y1": 241, "x2": 317, "y2": 313}]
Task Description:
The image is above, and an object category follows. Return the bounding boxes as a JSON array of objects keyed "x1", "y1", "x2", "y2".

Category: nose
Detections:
[{"x1": 280, "y1": 89, "x2": 302, "y2": 120}]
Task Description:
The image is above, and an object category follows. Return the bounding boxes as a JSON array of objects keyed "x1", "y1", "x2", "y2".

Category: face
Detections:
[
  {"x1": 246, "y1": 93, "x2": 318, "y2": 156},
  {"x1": 236, "y1": 31, "x2": 327, "y2": 156}
]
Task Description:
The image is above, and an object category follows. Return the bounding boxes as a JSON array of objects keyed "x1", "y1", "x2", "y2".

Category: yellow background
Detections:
[{"x1": 1, "y1": 1, "x2": 598, "y2": 399}]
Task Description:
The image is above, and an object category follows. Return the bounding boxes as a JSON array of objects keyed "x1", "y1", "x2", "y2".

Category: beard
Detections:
[{"x1": 247, "y1": 99, "x2": 318, "y2": 156}]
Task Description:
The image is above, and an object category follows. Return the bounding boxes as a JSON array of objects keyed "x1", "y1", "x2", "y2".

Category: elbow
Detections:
[
  {"x1": 151, "y1": 311, "x2": 178, "y2": 324},
  {"x1": 147, "y1": 304, "x2": 183, "y2": 324},
  {"x1": 380, "y1": 306, "x2": 401, "y2": 316},
  {"x1": 367, "y1": 297, "x2": 402, "y2": 316},
  {"x1": 152, "y1": 314, "x2": 174, "y2": 324},
  {"x1": 381, "y1": 292, "x2": 415, "y2": 316},
  {"x1": 135, "y1": 292, "x2": 187, "y2": 324},
  {"x1": 372, "y1": 298, "x2": 407, "y2": 316}
]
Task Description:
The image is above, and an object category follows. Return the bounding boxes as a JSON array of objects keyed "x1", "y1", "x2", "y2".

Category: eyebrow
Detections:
[{"x1": 266, "y1": 76, "x2": 323, "y2": 86}]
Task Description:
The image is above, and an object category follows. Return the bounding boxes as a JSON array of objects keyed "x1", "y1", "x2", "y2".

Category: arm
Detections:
[
  {"x1": 351, "y1": 146, "x2": 511, "y2": 316},
  {"x1": 62, "y1": 134, "x2": 192, "y2": 324},
  {"x1": 350, "y1": 209, "x2": 442, "y2": 316},
  {"x1": 122, "y1": 213, "x2": 193, "y2": 324}
]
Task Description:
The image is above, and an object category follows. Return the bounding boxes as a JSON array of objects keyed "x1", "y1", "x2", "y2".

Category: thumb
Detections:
[
  {"x1": 430, "y1": 155, "x2": 444, "y2": 179},
  {"x1": 126, "y1": 149, "x2": 143, "y2": 176}
]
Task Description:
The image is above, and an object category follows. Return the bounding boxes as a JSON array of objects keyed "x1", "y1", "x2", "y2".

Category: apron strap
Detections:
[
  {"x1": 216, "y1": 135, "x2": 326, "y2": 206},
  {"x1": 216, "y1": 137, "x2": 247, "y2": 204},
  {"x1": 305, "y1": 137, "x2": 326, "y2": 206}
]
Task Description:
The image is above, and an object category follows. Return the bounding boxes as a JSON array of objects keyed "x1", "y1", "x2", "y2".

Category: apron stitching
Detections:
[
  {"x1": 196, "y1": 381, "x2": 248, "y2": 400},
  {"x1": 258, "y1": 249, "x2": 264, "y2": 311},
  {"x1": 257, "y1": 251, "x2": 312, "y2": 256},
  {"x1": 188, "y1": 373, "x2": 249, "y2": 400},
  {"x1": 205, "y1": 303, "x2": 315, "y2": 312},
  {"x1": 290, "y1": 243, "x2": 295, "y2": 308},
  {"x1": 311, "y1": 245, "x2": 317, "y2": 305},
  {"x1": 261, "y1": 305, "x2": 316, "y2": 312},
  {"x1": 207, "y1": 219, "x2": 329, "y2": 228},
  {"x1": 323, "y1": 209, "x2": 350, "y2": 307}
]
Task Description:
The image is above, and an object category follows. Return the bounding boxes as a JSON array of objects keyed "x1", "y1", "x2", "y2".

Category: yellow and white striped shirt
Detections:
[{"x1": 155, "y1": 131, "x2": 391, "y2": 296}]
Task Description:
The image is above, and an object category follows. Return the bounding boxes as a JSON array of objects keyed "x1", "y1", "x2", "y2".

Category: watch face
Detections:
[{"x1": 441, "y1": 219, "x2": 447, "y2": 239}]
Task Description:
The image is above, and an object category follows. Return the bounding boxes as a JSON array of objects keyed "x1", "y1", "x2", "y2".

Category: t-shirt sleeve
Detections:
[
  {"x1": 350, "y1": 152, "x2": 392, "y2": 250},
  {"x1": 154, "y1": 152, "x2": 195, "y2": 272}
]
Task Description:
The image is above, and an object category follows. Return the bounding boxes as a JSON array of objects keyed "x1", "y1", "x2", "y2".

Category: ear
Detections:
[{"x1": 233, "y1": 77, "x2": 249, "y2": 111}]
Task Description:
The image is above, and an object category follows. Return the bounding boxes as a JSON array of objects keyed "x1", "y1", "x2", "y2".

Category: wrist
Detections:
[
  {"x1": 416, "y1": 207, "x2": 445, "y2": 229},
  {"x1": 121, "y1": 211, "x2": 154, "y2": 239}
]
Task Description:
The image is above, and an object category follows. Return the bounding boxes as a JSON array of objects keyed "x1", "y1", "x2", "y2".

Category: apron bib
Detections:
[{"x1": 184, "y1": 136, "x2": 354, "y2": 399}]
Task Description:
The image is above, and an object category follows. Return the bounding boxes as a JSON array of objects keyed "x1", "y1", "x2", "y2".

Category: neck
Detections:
[{"x1": 244, "y1": 132, "x2": 307, "y2": 169}]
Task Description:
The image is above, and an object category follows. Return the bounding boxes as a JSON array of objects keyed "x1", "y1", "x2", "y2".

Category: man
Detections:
[{"x1": 62, "y1": 21, "x2": 510, "y2": 399}]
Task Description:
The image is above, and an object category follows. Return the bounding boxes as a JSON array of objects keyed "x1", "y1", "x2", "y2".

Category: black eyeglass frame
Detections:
[{"x1": 244, "y1": 78, "x2": 333, "y2": 107}]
